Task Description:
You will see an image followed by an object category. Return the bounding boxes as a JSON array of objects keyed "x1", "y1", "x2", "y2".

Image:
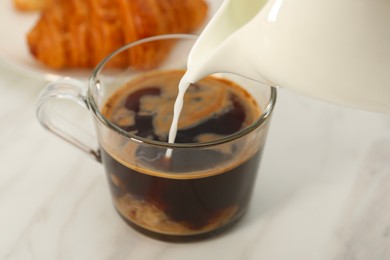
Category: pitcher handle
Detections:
[{"x1": 36, "y1": 77, "x2": 101, "y2": 162}]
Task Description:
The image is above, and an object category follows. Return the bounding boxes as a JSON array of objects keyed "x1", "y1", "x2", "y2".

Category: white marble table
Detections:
[{"x1": 1, "y1": 59, "x2": 390, "y2": 260}]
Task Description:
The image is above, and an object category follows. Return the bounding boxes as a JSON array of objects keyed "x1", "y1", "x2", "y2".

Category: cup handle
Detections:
[{"x1": 36, "y1": 77, "x2": 101, "y2": 162}]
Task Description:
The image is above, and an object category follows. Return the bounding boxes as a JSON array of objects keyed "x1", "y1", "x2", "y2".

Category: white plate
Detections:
[{"x1": 0, "y1": 0, "x2": 223, "y2": 81}]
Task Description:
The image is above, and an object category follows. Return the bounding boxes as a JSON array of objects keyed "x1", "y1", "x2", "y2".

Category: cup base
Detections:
[{"x1": 115, "y1": 207, "x2": 247, "y2": 242}]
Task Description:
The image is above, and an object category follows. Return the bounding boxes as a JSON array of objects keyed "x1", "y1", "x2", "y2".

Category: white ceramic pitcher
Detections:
[{"x1": 186, "y1": 0, "x2": 390, "y2": 113}]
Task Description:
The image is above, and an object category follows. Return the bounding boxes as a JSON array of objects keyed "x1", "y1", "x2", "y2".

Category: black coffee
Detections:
[{"x1": 101, "y1": 70, "x2": 263, "y2": 239}]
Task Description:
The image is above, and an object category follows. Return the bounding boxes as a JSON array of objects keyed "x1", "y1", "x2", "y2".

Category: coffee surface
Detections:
[{"x1": 102, "y1": 70, "x2": 260, "y2": 143}]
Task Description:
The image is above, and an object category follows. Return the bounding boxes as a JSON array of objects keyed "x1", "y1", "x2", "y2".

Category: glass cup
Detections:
[{"x1": 36, "y1": 34, "x2": 276, "y2": 241}]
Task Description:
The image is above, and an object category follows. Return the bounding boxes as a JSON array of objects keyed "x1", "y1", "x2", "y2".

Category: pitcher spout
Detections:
[{"x1": 187, "y1": 0, "x2": 270, "y2": 84}]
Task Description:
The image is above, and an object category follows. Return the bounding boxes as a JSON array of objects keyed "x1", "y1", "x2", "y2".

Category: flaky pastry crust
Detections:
[{"x1": 27, "y1": 0, "x2": 208, "y2": 69}]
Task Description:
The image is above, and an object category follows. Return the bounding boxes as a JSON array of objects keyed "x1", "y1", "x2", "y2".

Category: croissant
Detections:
[
  {"x1": 27, "y1": 0, "x2": 208, "y2": 69},
  {"x1": 13, "y1": 0, "x2": 51, "y2": 11}
]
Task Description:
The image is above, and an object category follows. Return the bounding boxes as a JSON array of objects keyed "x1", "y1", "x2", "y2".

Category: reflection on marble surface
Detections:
[{"x1": 0, "y1": 58, "x2": 390, "y2": 260}]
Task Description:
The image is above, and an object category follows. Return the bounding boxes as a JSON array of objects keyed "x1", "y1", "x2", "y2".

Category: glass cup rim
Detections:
[{"x1": 87, "y1": 34, "x2": 277, "y2": 149}]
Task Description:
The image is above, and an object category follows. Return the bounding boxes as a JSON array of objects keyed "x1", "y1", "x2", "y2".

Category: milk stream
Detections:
[
  {"x1": 168, "y1": 0, "x2": 390, "y2": 146},
  {"x1": 166, "y1": 76, "x2": 191, "y2": 157}
]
